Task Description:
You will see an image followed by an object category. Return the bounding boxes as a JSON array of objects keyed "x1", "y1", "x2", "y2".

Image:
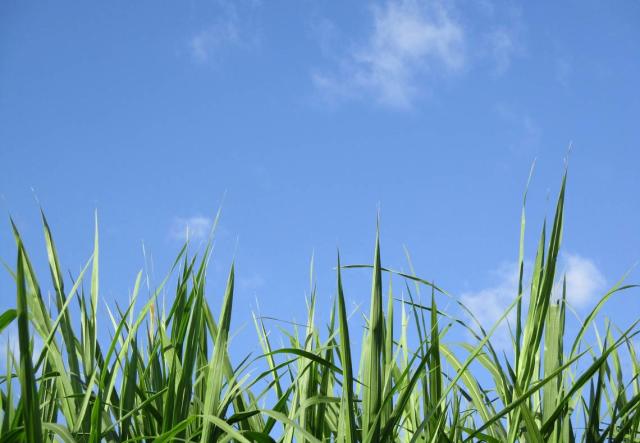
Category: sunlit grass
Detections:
[{"x1": 1, "y1": 171, "x2": 639, "y2": 442}]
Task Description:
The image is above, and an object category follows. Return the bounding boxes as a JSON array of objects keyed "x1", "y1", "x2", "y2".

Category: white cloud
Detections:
[
  {"x1": 170, "y1": 216, "x2": 213, "y2": 241},
  {"x1": 469, "y1": 0, "x2": 524, "y2": 75},
  {"x1": 188, "y1": 0, "x2": 261, "y2": 64},
  {"x1": 190, "y1": 21, "x2": 240, "y2": 63},
  {"x1": 554, "y1": 253, "x2": 606, "y2": 308},
  {"x1": 461, "y1": 253, "x2": 606, "y2": 348},
  {"x1": 314, "y1": 0, "x2": 464, "y2": 108},
  {"x1": 310, "y1": 17, "x2": 341, "y2": 59},
  {"x1": 460, "y1": 262, "x2": 522, "y2": 349}
]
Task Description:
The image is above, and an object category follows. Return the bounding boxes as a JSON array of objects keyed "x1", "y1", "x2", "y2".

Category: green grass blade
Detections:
[
  {"x1": 15, "y1": 243, "x2": 43, "y2": 443},
  {"x1": 0, "y1": 309, "x2": 16, "y2": 334},
  {"x1": 363, "y1": 228, "x2": 383, "y2": 443},
  {"x1": 201, "y1": 264, "x2": 235, "y2": 442},
  {"x1": 336, "y1": 253, "x2": 356, "y2": 443}
]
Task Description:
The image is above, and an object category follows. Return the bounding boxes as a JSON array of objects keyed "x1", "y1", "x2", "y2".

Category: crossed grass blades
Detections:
[{"x1": 1, "y1": 171, "x2": 639, "y2": 442}]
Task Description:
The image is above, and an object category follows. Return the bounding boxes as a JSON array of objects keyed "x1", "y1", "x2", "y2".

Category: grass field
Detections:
[{"x1": 1, "y1": 172, "x2": 639, "y2": 442}]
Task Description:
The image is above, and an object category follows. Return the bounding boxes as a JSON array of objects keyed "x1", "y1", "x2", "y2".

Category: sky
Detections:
[{"x1": 1, "y1": 0, "x2": 639, "y2": 356}]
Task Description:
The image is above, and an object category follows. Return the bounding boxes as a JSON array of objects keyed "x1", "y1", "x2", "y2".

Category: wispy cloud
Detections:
[
  {"x1": 314, "y1": 0, "x2": 464, "y2": 109},
  {"x1": 494, "y1": 103, "x2": 541, "y2": 155},
  {"x1": 461, "y1": 253, "x2": 606, "y2": 348},
  {"x1": 190, "y1": 22, "x2": 240, "y2": 63},
  {"x1": 170, "y1": 216, "x2": 213, "y2": 241},
  {"x1": 478, "y1": 2, "x2": 524, "y2": 75},
  {"x1": 187, "y1": 0, "x2": 261, "y2": 64},
  {"x1": 313, "y1": 0, "x2": 530, "y2": 108},
  {"x1": 487, "y1": 28, "x2": 516, "y2": 74},
  {"x1": 460, "y1": 261, "x2": 522, "y2": 349}
]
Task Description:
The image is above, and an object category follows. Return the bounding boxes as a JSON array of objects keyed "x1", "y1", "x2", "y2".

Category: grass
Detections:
[{"x1": 1, "y1": 171, "x2": 640, "y2": 442}]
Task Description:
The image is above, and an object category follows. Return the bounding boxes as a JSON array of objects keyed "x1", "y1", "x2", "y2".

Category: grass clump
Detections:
[{"x1": 1, "y1": 172, "x2": 639, "y2": 442}]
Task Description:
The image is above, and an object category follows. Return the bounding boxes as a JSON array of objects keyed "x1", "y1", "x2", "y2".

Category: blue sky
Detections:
[{"x1": 1, "y1": 0, "x2": 639, "y2": 354}]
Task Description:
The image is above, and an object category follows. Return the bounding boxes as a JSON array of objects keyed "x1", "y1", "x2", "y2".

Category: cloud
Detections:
[
  {"x1": 187, "y1": 0, "x2": 261, "y2": 64},
  {"x1": 310, "y1": 16, "x2": 341, "y2": 59},
  {"x1": 487, "y1": 28, "x2": 516, "y2": 74},
  {"x1": 460, "y1": 262, "x2": 522, "y2": 349},
  {"x1": 312, "y1": 0, "x2": 528, "y2": 108},
  {"x1": 494, "y1": 103, "x2": 541, "y2": 155},
  {"x1": 461, "y1": 253, "x2": 606, "y2": 348},
  {"x1": 314, "y1": 0, "x2": 465, "y2": 108},
  {"x1": 478, "y1": 2, "x2": 524, "y2": 75},
  {"x1": 170, "y1": 216, "x2": 213, "y2": 241},
  {"x1": 554, "y1": 253, "x2": 606, "y2": 308},
  {"x1": 190, "y1": 22, "x2": 240, "y2": 63}
]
